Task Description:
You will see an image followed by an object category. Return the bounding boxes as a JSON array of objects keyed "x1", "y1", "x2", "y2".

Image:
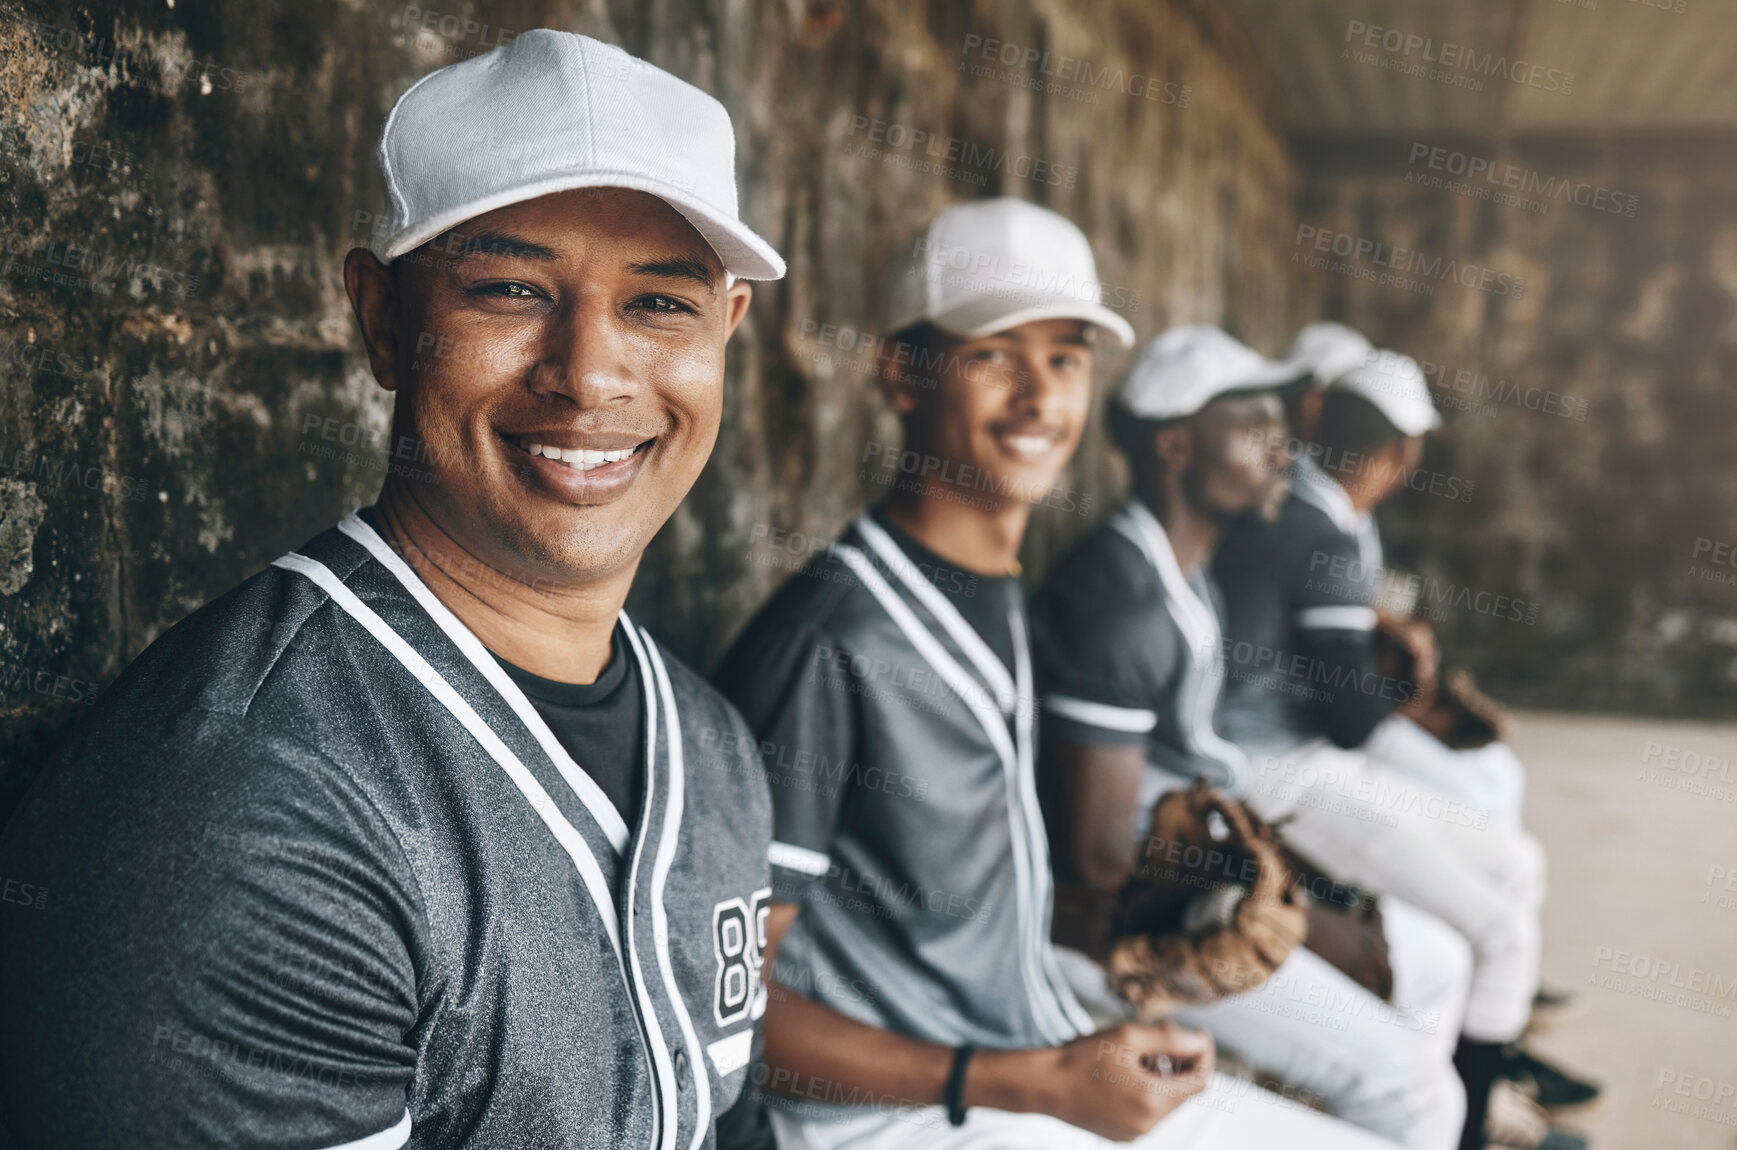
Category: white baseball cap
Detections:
[
  {"x1": 882, "y1": 198, "x2": 1135, "y2": 348},
  {"x1": 1113, "y1": 324, "x2": 1303, "y2": 421},
  {"x1": 1332, "y1": 350, "x2": 1442, "y2": 436},
  {"x1": 1288, "y1": 322, "x2": 1372, "y2": 388},
  {"x1": 369, "y1": 30, "x2": 785, "y2": 279}
]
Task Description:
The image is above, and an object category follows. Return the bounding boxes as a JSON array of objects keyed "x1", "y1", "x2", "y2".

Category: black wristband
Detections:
[{"x1": 944, "y1": 1044, "x2": 976, "y2": 1127}]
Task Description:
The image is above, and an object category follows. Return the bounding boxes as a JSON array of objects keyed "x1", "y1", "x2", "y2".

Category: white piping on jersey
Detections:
[
  {"x1": 316, "y1": 1109, "x2": 411, "y2": 1150},
  {"x1": 635, "y1": 627, "x2": 715, "y2": 1150},
  {"x1": 1109, "y1": 501, "x2": 1250, "y2": 789},
  {"x1": 1043, "y1": 695, "x2": 1159, "y2": 734},
  {"x1": 274, "y1": 544, "x2": 673, "y2": 1150},
  {"x1": 832, "y1": 532, "x2": 1085, "y2": 1045},
  {"x1": 1010, "y1": 607, "x2": 1097, "y2": 1038},
  {"x1": 1290, "y1": 457, "x2": 1383, "y2": 572},
  {"x1": 1296, "y1": 605, "x2": 1379, "y2": 632},
  {"x1": 768, "y1": 841, "x2": 832, "y2": 876},
  {"x1": 618, "y1": 620, "x2": 685, "y2": 1150},
  {"x1": 854, "y1": 516, "x2": 1020, "y2": 715},
  {"x1": 337, "y1": 515, "x2": 631, "y2": 853}
]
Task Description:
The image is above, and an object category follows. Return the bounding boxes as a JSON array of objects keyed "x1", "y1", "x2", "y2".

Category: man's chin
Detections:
[{"x1": 479, "y1": 499, "x2": 648, "y2": 592}]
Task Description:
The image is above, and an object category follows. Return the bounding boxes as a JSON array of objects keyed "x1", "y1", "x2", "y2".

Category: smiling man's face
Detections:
[
  {"x1": 350, "y1": 187, "x2": 752, "y2": 585},
  {"x1": 892, "y1": 318, "x2": 1096, "y2": 511}
]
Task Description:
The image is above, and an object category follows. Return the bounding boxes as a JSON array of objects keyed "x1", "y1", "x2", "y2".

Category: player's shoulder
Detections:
[
  {"x1": 1033, "y1": 513, "x2": 1162, "y2": 618},
  {"x1": 83, "y1": 521, "x2": 366, "y2": 729},
  {"x1": 721, "y1": 538, "x2": 889, "y2": 661}
]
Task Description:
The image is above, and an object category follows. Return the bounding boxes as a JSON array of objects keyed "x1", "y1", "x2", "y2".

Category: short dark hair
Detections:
[
  {"x1": 1315, "y1": 389, "x2": 1402, "y2": 457},
  {"x1": 1106, "y1": 401, "x2": 1180, "y2": 474},
  {"x1": 880, "y1": 322, "x2": 953, "y2": 388}
]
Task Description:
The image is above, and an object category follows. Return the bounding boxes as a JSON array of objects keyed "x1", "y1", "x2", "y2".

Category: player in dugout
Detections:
[
  {"x1": 713, "y1": 197, "x2": 1400, "y2": 1148},
  {"x1": 1210, "y1": 324, "x2": 1599, "y2": 1149},
  {"x1": 1028, "y1": 324, "x2": 1475, "y2": 1150},
  {"x1": 0, "y1": 31, "x2": 782, "y2": 1150}
]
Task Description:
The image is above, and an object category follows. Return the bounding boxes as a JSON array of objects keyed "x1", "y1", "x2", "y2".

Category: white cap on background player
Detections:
[
  {"x1": 1113, "y1": 323, "x2": 1302, "y2": 420},
  {"x1": 1288, "y1": 321, "x2": 1373, "y2": 387},
  {"x1": 1332, "y1": 350, "x2": 1443, "y2": 436},
  {"x1": 369, "y1": 29, "x2": 785, "y2": 279},
  {"x1": 882, "y1": 197, "x2": 1136, "y2": 348}
]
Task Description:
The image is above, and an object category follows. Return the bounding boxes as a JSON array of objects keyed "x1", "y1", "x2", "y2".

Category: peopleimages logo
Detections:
[
  {"x1": 1406, "y1": 144, "x2": 1639, "y2": 218},
  {"x1": 845, "y1": 117, "x2": 1077, "y2": 188},
  {"x1": 1294, "y1": 225, "x2": 1526, "y2": 298},
  {"x1": 1343, "y1": 21, "x2": 1574, "y2": 95},
  {"x1": 958, "y1": 34, "x2": 1191, "y2": 107}
]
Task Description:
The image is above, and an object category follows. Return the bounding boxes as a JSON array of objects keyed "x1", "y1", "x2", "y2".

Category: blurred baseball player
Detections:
[
  {"x1": 1029, "y1": 324, "x2": 1473, "y2": 1150},
  {"x1": 0, "y1": 32, "x2": 782, "y2": 1150},
  {"x1": 1210, "y1": 336, "x2": 1591, "y2": 1149},
  {"x1": 714, "y1": 199, "x2": 1399, "y2": 1148}
]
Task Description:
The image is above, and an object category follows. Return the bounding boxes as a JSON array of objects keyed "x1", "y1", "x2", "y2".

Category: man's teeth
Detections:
[
  {"x1": 1004, "y1": 434, "x2": 1054, "y2": 456},
  {"x1": 525, "y1": 442, "x2": 641, "y2": 471}
]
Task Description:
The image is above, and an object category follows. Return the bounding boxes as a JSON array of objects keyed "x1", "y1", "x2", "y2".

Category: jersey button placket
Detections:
[{"x1": 674, "y1": 1049, "x2": 689, "y2": 1088}]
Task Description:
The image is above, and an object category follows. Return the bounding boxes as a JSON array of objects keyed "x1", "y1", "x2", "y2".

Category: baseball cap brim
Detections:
[
  {"x1": 373, "y1": 171, "x2": 787, "y2": 280},
  {"x1": 927, "y1": 292, "x2": 1136, "y2": 349}
]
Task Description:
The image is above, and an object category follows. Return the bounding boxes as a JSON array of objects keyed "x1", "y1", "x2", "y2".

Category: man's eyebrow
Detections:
[
  {"x1": 450, "y1": 230, "x2": 559, "y2": 261},
  {"x1": 627, "y1": 256, "x2": 721, "y2": 289}
]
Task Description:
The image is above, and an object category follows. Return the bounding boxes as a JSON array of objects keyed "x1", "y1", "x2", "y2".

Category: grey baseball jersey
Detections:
[
  {"x1": 1030, "y1": 498, "x2": 1248, "y2": 804},
  {"x1": 1213, "y1": 457, "x2": 1401, "y2": 753},
  {"x1": 714, "y1": 512, "x2": 1091, "y2": 1120},
  {"x1": 0, "y1": 510, "x2": 772, "y2": 1150}
]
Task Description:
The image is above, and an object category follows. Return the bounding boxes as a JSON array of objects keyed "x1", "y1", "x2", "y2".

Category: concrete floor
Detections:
[{"x1": 1506, "y1": 711, "x2": 1737, "y2": 1149}]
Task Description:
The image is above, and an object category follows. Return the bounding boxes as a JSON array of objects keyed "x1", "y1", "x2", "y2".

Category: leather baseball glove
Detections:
[{"x1": 1105, "y1": 781, "x2": 1308, "y2": 1021}]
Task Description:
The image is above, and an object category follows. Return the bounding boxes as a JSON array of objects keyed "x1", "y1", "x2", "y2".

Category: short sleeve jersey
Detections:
[
  {"x1": 1029, "y1": 499, "x2": 1248, "y2": 801},
  {"x1": 0, "y1": 510, "x2": 773, "y2": 1150},
  {"x1": 1212, "y1": 456, "x2": 1391, "y2": 752},
  {"x1": 714, "y1": 513, "x2": 1092, "y2": 1122}
]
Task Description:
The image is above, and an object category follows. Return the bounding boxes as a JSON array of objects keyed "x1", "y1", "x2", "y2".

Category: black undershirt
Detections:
[
  {"x1": 492, "y1": 624, "x2": 644, "y2": 831},
  {"x1": 872, "y1": 506, "x2": 1020, "y2": 671},
  {"x1": 492, "y1": 634, "x2": 775, "y2": 1150}
]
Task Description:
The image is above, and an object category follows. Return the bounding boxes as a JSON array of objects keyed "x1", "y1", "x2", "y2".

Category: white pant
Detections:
[
  {"x1": 1054, "y1": 895, "x2": 1468, "y2": 1150},
  {"x1": 768, "y1": 1072, "x2": 1402, "y2": 1149},
  {"x1": 1362, "y1": 717, "x2": 1528, "y2": 829},
  {"x1": 1242, "y1": 741, "x2": 1545, "y2": 1042}
]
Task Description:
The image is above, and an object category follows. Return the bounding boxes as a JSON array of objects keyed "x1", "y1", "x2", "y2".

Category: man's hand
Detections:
[
  {"x1": 971, "y1": 1022, "x2": 1214, "y2": 1142},
  {"x1": 1376, "y1": 611, "x2": 1439, "y2": 711}
]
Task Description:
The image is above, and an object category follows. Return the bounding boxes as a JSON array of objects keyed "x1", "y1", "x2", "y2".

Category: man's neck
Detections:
[
  {"x1": 373, "y1": 480, "x2": 635, "y2": 684},
  {"x1": 1140, "y1": 478, "x2": 1219, "y2": 576},
  {"x1": 881, "y1": 485, "x2": 1029, "y2": 577}
]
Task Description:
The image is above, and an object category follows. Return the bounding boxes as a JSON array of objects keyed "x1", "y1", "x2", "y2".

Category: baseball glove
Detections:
[{"x1": 1105, "y1": 781, "x2": 1309, "y2": 1021}]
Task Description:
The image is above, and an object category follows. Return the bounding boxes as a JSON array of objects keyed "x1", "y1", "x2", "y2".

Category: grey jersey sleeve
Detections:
[
  {"x1": 0, "y1": 713, "x2": 421, "y2": 1150},
  {"x1": 714, "y1": 609, "x2": 856, "y2": 904},
  {"x1": 1030, "y1": 538, "x2": 1179, "y2": 747}
]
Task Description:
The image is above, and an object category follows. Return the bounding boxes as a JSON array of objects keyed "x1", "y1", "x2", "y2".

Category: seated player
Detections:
[
  {"x1": 1030, "y1": 324, "x2": 1472, "y2": 1150},
  {"x1": 0, "y1": 33, "x2": 781, "y2": 1150},
  {"x1": 715, "y1": 199, "x2": 1400, "y2": 1148},
  {"x1": 1210, "y1": 345, "x2": 1592, "y2": 1148}
]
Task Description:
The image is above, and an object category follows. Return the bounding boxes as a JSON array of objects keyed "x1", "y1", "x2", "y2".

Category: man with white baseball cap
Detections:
[
  {"x1": 0, "y1": 31, "x2": 782, "y2": 1150},
  {"x1": 1032, "y1": 324, "x2": 1473, "y2": 1150},
  {"x1": 883, "y1": 196, "x2": 1137, "y2": 345},
  {"x1": 1210, "y1": 350, "x2": 1591, "y2": 1149},
  {"x1": 1279, "y1": 321, "x2": 1376, "y2": 444},
  {"x1": 716, "y1": 217, "x2": 1395, "y2": 1148}
]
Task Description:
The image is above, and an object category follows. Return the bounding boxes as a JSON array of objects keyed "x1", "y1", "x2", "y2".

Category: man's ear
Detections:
[
  {"x1": 344, "y1": 248, "x2": 403, "y2": 392},
  {"x1": 723, "y1": 279, "x2": 753, "y2": 340},
  {"x1": 1153, "y1": 423, "x2": 1193, "y2": 475},
  {"x1": 875, "y1": 340, "x2": 922, "y2": 416}
]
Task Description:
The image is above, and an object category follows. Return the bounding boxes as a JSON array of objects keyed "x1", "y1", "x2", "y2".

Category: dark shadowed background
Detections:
[{"x1": 2, "y1": 0, "x2": 1734, "y2": 815}]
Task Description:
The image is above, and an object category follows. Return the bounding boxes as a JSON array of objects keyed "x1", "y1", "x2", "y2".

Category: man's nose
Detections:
[{"x1": 530, "y1": 296, "x2": 639, "y2": 407}]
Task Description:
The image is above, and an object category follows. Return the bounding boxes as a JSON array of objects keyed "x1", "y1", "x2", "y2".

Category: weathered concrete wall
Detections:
[
  {"x1": 0, "y1": 0, "x2": 1297, "y2": 808},
  {"x1": 1291, "y1": 131, "x2": 1737, "y2": 718}
]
